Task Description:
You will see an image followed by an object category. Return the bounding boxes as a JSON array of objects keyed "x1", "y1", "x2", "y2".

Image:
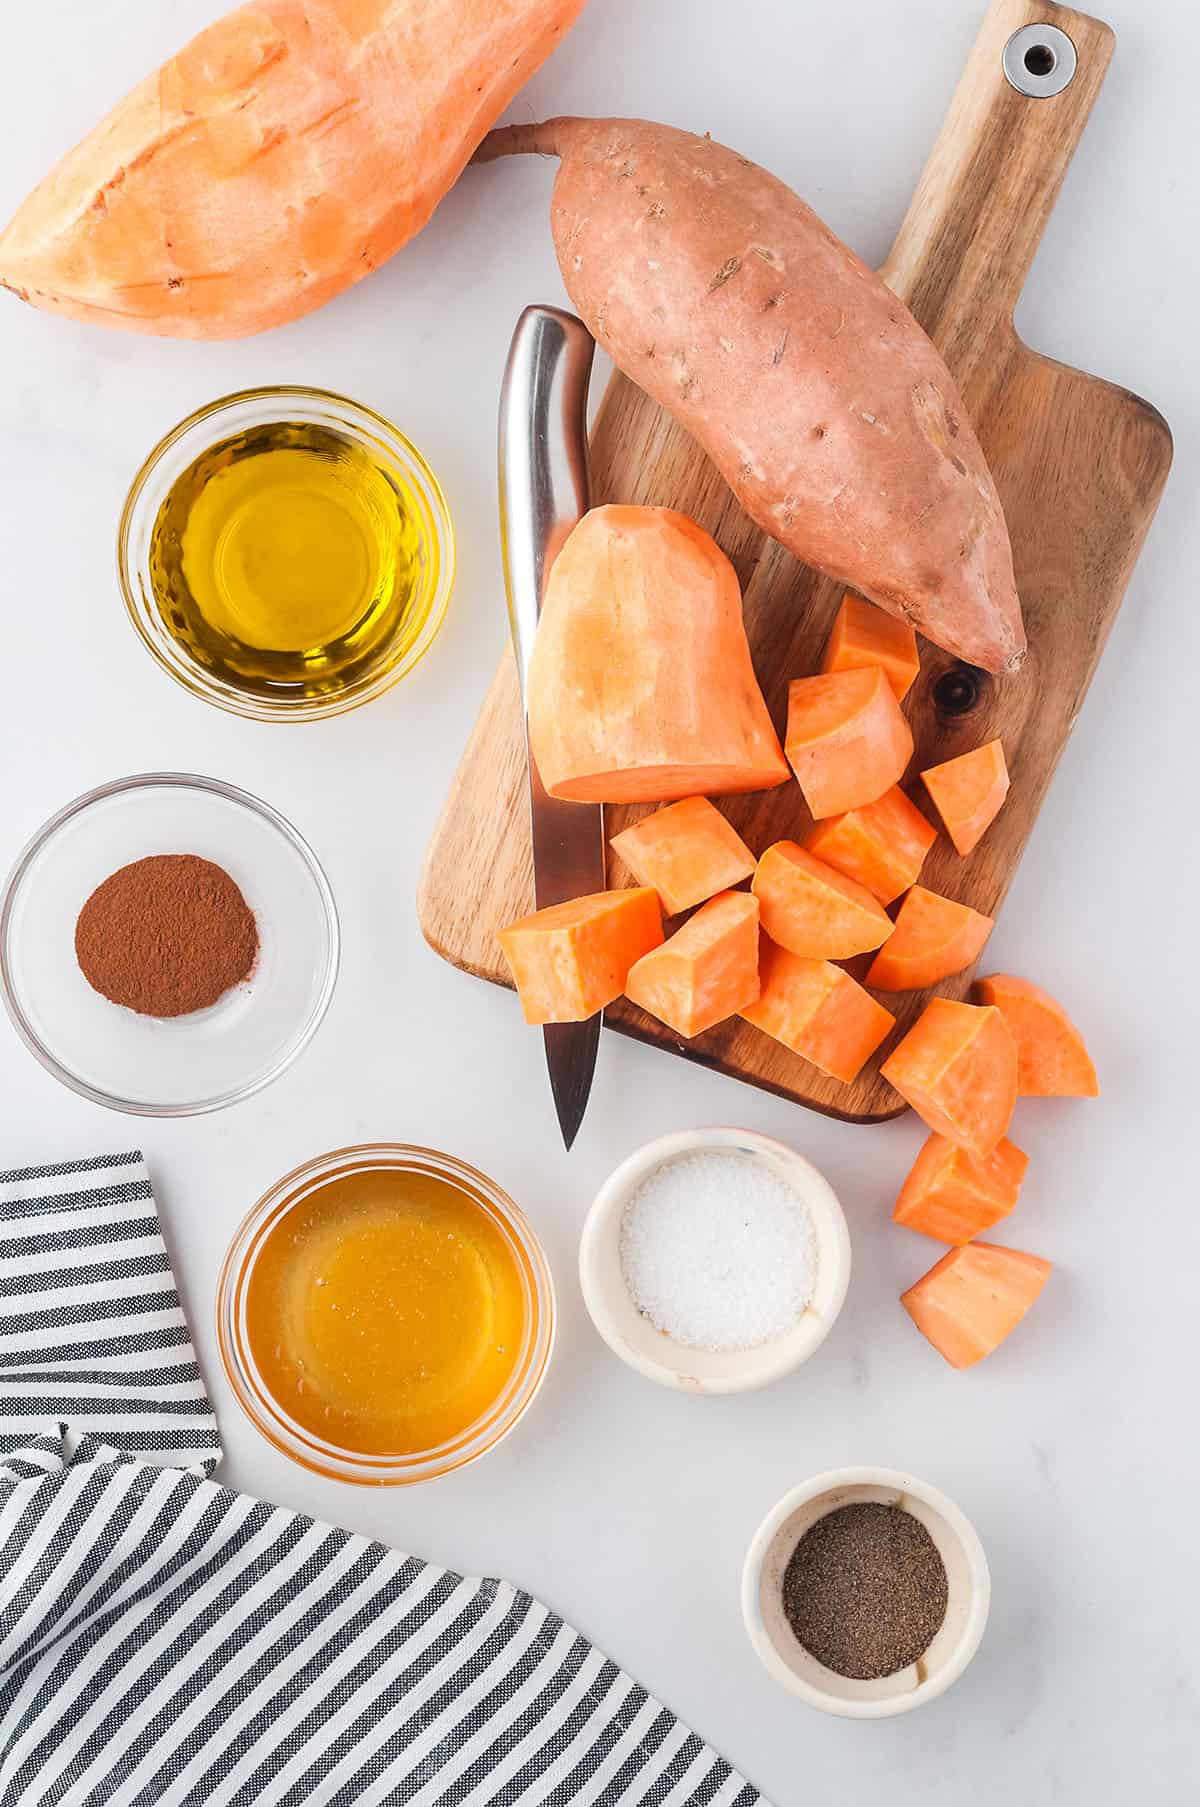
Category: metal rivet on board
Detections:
[{"x1": 1002, "y1": 22, "x2": 1078, "y2": 98}]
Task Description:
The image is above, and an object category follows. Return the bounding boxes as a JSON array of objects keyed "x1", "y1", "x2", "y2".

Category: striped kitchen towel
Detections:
[{"x1": 0, "y1": 1153, "x2": 766, "y2": 1807}]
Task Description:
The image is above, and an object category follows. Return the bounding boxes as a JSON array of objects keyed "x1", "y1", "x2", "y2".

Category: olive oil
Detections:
[
  {"x1": 148, "y1": 420, "x2": 429, "y2": 701},
  {"x1": 244, "y1": 1166, "x2": 528, "y2": 1457}
]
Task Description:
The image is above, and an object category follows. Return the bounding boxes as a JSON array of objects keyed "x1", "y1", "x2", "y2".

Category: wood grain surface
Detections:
[{"x1": 418, "y1": 0, "x2": 1173, "y2": 1123}]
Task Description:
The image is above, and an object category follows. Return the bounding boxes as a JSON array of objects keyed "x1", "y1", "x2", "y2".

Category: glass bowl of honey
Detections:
[
  {"x1": 217, "y1": 1144, "x2": 556, "y2": 1485},
  {"x1": 119, "y1": 387, "x2": 455, "y2": 720}
]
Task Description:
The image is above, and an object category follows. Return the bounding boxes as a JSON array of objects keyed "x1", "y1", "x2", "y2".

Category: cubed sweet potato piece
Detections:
[
  {"x1": 609, "y1": 797, "x2": 755, "y2": 915},
  {"x1": 893, "y1": 1134, "x2": 1029, "y2": 1244},
  {"x1": 752, "y1": 841, "x2": 893, "y2": 960},
  {"x1": 881, "y1": 998, "x2": 1017, "y2": 1158},
  {"x1": 921, "y1": 740, "x2": 1010, "y2": 857},
  {"x1": 974, "y1": 974, "x2": 1099, "y2": 1097},
  {"x1": 499, "y1": 888, "x2": 663, "y2": 1024},
  {"x1": 821, "y1": 592, "x2": 921, "y2": 700},
  {"x1": 804, "y1": 786, "x2": 937, "y2": 905},
  {"x1": 785, "y1": 667, "x2": 914, "y2": 819},
  {"x1": 901, "y1": 1243, "x2": 1052, "y2": 1369},
  {"x1": 625, "y1": 891, "x2": 759, "y2": 1039},
  {"x1": 742, "y1": 938, "x2": 895, "y2": 1083},
  {"x1": 865, "y1": 886, "x2": 993, "y2": 991}
]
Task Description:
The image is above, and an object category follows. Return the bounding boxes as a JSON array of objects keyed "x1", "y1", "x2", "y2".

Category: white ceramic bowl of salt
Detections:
[{"x1": 578, "y1": 1128, "x2": 851, "y2": 1394}]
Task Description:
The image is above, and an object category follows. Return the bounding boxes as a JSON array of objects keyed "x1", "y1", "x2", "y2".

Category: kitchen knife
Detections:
[{"x1": 499, "y1": 305, "x2": 602, "y2": 1150}]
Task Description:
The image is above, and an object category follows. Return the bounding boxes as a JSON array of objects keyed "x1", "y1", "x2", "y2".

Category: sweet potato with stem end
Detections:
[
  {"x1": 625, "y1": 891, "x2": 759, "y2": 1040},
  {"x1": 528, "y1": 506, "x2": 789, "y2": 803},
  {"x1": 0, "y1": 0, "x2": 586, "y2": 339},
  {"x1": 974, "y1": 974, "x2": 1099, "y2": 1097},
  {"x1": 742, "y1": 939, "x2": 895, "y2": 1084},
  {"x1": 786, "y1": 669, "x2": 914, "y2": 821},
  {"x1": 922, "y1": 740, "x2": 1011, "y2": 857},
  {"x1": 822, "y1": 594, "x2": 921, "y2": 701},
  {"x1": 476, "y1": 117, "x2": 1025, "y2": 674},
  {"x1": 752, "y1": 842, "x2": 893, "y2": 961},
  {"x1": 805, "y1": 787, "x2": 937, "y2": 906},
  {"x1": 608, "y1": 797, "x2": 756, "y2": 916},
  {"x1": 901, "y1": 1243, "x2": 1052, "y2": 1370},
  {"x1": 882, "y1": 998, "x2": 1017, "y2": 1159},
  {"x1": 499, "y1": 887, "x2": 662, "y2": 1025},
  {"x1": 866, "y1": 885, "x2": 993, "y2": 992},
  {"x1": 893, "y1": 1134, "x2": 1029, "y2": 1246}
]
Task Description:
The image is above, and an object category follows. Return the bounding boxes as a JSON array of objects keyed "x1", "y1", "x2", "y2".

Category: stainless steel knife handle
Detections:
[{"x1": 499, "y1": 306, "x2": 595, "y2": 701}]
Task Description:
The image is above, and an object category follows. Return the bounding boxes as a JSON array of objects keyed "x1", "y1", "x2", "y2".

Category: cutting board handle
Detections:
[{"x1": 881, "y1": 0, "x2": 1114, "y2": 367}]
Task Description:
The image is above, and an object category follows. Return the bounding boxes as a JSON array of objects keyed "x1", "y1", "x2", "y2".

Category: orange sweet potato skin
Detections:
[
  {"x1": 0, "y1": 0, "x2": 586, "y2": 338},
  {"x1": 478, "y1": 117, "x2": 1024, "y2": 674}
]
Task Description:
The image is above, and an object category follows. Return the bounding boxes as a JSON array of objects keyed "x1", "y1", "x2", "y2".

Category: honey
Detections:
[
  {"x1": 244, "y1": 1165, "x2": 530, "y2": 1457},
  {"x1": 147, "y1": 419, "x2": 432, "y2": 702}
]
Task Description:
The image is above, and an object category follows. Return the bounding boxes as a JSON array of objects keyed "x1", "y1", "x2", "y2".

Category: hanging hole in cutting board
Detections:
[
  {"x1": 932, "y1": 666, "x2": 988, "y2": 719},
  {"x1": 1002, "y1": 23, "x2": 1078, "y2": 99}
]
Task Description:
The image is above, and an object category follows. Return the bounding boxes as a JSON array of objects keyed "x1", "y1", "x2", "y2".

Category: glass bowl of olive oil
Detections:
[{"x1": 119, "y1": 387, "x2": 455, "y2": 720}]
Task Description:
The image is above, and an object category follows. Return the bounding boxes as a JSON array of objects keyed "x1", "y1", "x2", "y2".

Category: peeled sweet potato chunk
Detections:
[
  {"x1": 882, "y1": 998, "x2": 1017, "y2": 1158},
  {"x1": 0, "y1": 0, "x2": 588, "y2": 338},
  {"x1": 625, "y1": 891, "x2": 759, "y2": 1039},
  {"x1": 609, "y1": 797, "x2": 755, "y2": 916},
  {"x1": 528, "y1": 507, "x2": 790, "y2": 803},
  {"x1": 821, "y1": 593, "x2": 921, "y2": 701},
  {"x1": 752, "y1": 842, "x2": 892, "y2": 960},
  {"x1": 893, "y1": 1135, "x2": 1029, "y2": 1245},
  {"x1": 974, "y1": 974, "x2": 1099, "y2": 1097},
  {"x1": 742, "y1": 939, "x2": 895, "y2": 1083},
  {"x1": 499, "y1": 887, "x2": 662, "y2": 1024},
  {"x1": 805, "y1": 787, "x2": 937, "y2": 906},
  {"x1": 902, "y1": 1243, "x2": 1052, "y2": 1369},
  {"x1": 866, "y1": 886, "x2": 993, "y2": 991},
  {"x1": 785, "y1": 668, "x2": 914, "y2": 820},
  {"x1": 921, "y1": 740, "x2": 1010, "y2": 857}
]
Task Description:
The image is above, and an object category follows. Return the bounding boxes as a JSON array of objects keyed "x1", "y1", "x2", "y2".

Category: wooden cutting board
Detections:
[{"x1": 419, "y1": 0, "x2": 1172, "y2": 1123}]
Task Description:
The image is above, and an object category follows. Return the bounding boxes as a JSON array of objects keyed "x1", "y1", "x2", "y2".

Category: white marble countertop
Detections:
[{"x1": 1, "y1": 2, "x2": 1196, "y2": 1800}]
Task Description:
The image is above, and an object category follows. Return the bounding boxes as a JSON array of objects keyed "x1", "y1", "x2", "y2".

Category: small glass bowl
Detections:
[
  {"x1": 0, "y1": 773, "x2": 339, "y2": 1115},
  {"x1": 118, "y1": 386, "x2": 456, "y2": 721},
  {"x1": 217, "y1": 1144, "x2": 557, "y2": 1486}
]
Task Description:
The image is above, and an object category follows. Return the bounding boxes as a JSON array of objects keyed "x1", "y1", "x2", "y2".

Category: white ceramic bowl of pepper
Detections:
[
  {"x1": 578, "y1": 1127, "x2": 851, "y2": 1394},
  {"x1": 742, "y1": 1467, "x2": 991, "y2": 1717}
]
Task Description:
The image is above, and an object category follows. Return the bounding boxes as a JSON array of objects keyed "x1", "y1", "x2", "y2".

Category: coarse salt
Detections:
[{"x1": 618, "y1": 1150, "x2": 817, "y2": 1352}]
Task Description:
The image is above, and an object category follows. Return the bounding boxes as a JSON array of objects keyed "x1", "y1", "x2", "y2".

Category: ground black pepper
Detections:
[{"x1": 782, "y1": 1502, "x2": 949, "y2": 1680}]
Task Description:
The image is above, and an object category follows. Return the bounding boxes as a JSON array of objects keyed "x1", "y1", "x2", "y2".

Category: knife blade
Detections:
[{"x1": 498, "y1": 306, "x2": 602, "y2": 1150}]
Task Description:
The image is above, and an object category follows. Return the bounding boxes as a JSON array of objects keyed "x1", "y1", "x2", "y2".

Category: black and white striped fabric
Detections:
[{"x1": 0, "y1": 1153, "x2": 765, "y2": 1807}]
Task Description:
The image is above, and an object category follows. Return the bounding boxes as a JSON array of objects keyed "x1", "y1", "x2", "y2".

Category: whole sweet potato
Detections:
[
  {"x1": 478, "y1": 117, "x2": 1025, "y2": 674},
  {"x1": 0, "y1": 0, "x2": 586, "y2": 339}
]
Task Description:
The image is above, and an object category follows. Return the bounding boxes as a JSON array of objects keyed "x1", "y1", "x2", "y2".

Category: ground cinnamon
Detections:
[{"x1": 75, "y1": 854, "x2": 259, "y2": 1018}]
